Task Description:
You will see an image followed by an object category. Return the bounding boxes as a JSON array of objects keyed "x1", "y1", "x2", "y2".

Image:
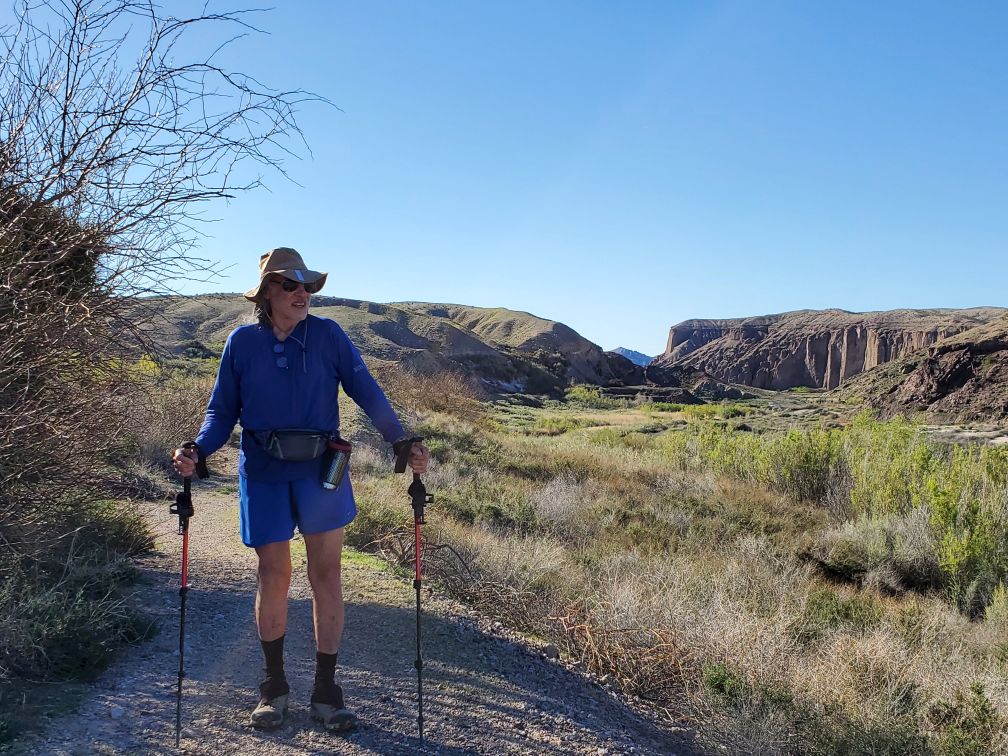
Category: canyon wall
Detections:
[{"x1": 649, "y1": 309, "x2": 1007, "y2": 390}]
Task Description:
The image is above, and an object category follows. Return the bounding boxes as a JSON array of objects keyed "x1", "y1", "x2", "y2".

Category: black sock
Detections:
[
  {"x1": 261, "y1": 635, "x2": 286, "y2": 681},
  {"x1": 314, "y1": 651, "x2": 338, "y2": 686}
]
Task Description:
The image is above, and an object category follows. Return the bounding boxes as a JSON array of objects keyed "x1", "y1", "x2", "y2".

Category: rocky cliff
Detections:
[
  {"x1": 648, "y1": 308, "x2": 1007, "y2": 390},
  {"x1": 840, "y1": 314, "x2": 1008, "y2": 421}
]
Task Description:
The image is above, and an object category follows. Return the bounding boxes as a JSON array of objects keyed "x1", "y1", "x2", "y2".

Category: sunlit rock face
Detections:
[{"x1": 650, "y1": 308, "x2": 1007, "y2": 390}]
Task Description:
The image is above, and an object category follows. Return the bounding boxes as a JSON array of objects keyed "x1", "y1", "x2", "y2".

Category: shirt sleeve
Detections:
[
  {"x1": 333, "y1": 324, "x2": 406, "y2": 443},
  {"x1": 195, "y1": 330, "x2": 241, "y2": 457}
]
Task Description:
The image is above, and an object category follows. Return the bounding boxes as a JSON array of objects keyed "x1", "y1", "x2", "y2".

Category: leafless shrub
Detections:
[
  {"x1": 348, "y1": 441, "x2": 392, "y2": 477},
  {"x1": 0, "y1": 0, "x2": 321, "y2": 681},
  {"x1": 122, "y1": 373, "x2": 216, "y2": 471},
  {"x1": 530, "y1": 472, "x2": 591, "y2": 539},
  {"x1": 889, "y1": 507, "x2": 942, "y2": 590},
  {"x1": 374, "y1": 364, "x2": 487, "y2": 426}
]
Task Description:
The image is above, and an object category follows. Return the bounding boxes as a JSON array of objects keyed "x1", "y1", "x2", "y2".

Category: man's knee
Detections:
[
  {"x1": 307, "y1": 557, "x2": 341, "y2": 590},
  {"x1": 257, "y1": 545, "x2": 292, "y2": 589}
]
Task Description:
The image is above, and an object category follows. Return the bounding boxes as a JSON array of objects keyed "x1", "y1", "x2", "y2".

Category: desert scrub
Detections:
[
  {"x1": 0, "y1": 497, "x2": 154, "y2": 683},
  {"x1": 643, "y1": 401, "x2": 686, "y2": 413},
  {"x1": 929, "y1": 683, "x2": 1004, "y2": 756},
  {"x1": 373, "y1": 364, "x2": 487, "y2": 426},
  {"x1": 348, "y1": 400, "x2": 1008, "y2": 754},
  {"x1": 791, "y1": 587, "x2": 884, "y2": 644},
  {"x1": 120, "y1": 369, "x2": 216, "y2": 472},
  {"x1": 652, "y1": 413, "x2": 1008, "y2": 614}
]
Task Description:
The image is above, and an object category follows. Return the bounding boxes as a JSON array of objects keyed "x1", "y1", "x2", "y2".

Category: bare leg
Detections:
[
  {"x1": 304, "y1": 528, "x2": 344, "y2": 654},
  {"x1": 254, "y1": 540, "x2": 292, "y2": 641}
]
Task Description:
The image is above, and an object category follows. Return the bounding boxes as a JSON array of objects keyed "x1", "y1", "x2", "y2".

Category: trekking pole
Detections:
[
  {"x1": 396, "y1": 438, "x2": 433, "y2": 744},
  {"x1": 170, "y1": 475, "x2": 193, "y2": 748},
  {"x1": 169, "y1": 443, "x2": 205, "y2": 748}
]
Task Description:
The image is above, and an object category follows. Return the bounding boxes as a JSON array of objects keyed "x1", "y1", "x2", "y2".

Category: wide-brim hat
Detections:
[{"x1": 243, "y1": 247, "x2": 327, "y2": 302}]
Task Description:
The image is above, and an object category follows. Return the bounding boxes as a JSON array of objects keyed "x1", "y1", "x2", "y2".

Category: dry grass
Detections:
[
  {"x1": 373, "y1": 364, "x2": 487, "y2": 426},
  {"x1": 345, "y1": 396, "x2": 1008, "y2": 755}
]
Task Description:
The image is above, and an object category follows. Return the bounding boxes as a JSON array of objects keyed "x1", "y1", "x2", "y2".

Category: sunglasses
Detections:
[{"x1": 273, "y1": 278, "x2": 322, "y2": 294}]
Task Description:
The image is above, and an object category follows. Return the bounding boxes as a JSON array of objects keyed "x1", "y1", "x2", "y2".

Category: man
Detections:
[{"x1": 173, "y1": 247, "x2": 429, "y2": 731}]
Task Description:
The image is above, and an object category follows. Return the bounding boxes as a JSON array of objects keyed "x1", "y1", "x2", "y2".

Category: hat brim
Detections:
[{"x1": 244, "y1": 270, "x2": 327, "y2": 302}]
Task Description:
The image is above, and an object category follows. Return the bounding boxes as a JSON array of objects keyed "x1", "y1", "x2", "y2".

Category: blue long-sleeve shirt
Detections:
[{"x1": 196, "y1": 314, "x2": 405, "y2": 482}]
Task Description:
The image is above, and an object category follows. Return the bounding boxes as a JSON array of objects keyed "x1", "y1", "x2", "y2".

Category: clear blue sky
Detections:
[{"x1": 147, "y1": 3, "x2": 1008, "y2": 354}]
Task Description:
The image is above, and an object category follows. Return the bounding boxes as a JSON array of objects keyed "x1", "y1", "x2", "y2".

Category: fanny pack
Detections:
[{"x1": 252, "y1": 429, "x2": 331, "y2": 462}]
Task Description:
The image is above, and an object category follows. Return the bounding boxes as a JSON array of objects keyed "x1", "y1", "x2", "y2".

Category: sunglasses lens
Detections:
[{"x1": 277, "y1": 278, "x2": 320, "y2": 293}]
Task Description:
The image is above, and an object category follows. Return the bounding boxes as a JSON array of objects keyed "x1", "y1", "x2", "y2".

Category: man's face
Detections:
[{"x1": 264, "y1": 276, "x2": 311, "y2": 324}]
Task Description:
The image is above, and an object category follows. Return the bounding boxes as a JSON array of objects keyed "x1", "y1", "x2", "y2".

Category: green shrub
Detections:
[
  {"x1": 645, "y1": 401, "x2": 685, "y2": 413},
  {"x1": 984, "y1": 583, "x2": 1008, "y2": 627},
  {"x1": 682, "y1": 403, "x2": 721, "y2": 419},
  {"x1": 793, "y1": 587, "x2": 883, "y2": 643},
  {"x1": 436, "y1": 477, "x2": 535, "y2": 530},
  {"x1": 532, "y1": 415, "x2": 589, "y2": 435},
  {"x1": 564, "y1": 384, "x2": 625, "y2": 409},
  {"x1": 0, "y1": 518, "x2": 155, "y2": 683},
  {"x1": 588, "y1": 427, "x2": 625, "y2": 447},
  {"x1": 656, "y1": 413, "x2": 1008, "y2": 612},
  {"x1": 930, "y1": 683, "x2": 1004, "y2": 756},
  {"x1": 703, "y1": 662, "x2": 745, "y2": 701},
  {"x1": 682, "y1": 402, "x2": 750, "y2": 420}
]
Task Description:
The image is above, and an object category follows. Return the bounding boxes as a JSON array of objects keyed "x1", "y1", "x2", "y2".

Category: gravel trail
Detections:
[{"x1": 14, "y1": 469, "x2": 699, "y2": 755}]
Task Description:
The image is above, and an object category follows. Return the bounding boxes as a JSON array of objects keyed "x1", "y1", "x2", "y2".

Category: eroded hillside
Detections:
[
  {"x1": 141, "y1": 295, "x2": 642, "y2": 393},
  {"x1": 839, "y1": 313, "x2": 1008, "y2": 421}
]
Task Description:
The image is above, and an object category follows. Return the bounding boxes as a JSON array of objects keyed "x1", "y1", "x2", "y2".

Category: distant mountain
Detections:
[
  {"x1": 141, "y1": 295, "x2": 644, "y2": 394},
  {"x1": 609, "y1": 347, "x2": 653, "y2": 367}
]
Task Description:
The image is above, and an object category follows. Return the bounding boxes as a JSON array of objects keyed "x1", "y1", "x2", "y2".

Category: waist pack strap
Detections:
[{"x1": 250, "y1": 429, "x2": 331, "y2": 462}]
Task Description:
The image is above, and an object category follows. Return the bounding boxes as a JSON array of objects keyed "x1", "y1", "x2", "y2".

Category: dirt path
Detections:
[{"x1": 13, "y1": 470, "x2": 699, "y2": 755}]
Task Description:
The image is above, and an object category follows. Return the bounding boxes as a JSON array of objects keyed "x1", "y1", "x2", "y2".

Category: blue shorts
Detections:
[{"x1": 238, "y1": 474, "x2": 357, "y2": 548}]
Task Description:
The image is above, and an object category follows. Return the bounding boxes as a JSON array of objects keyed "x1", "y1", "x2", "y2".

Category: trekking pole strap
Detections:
[
  {"x1": 182, "y1": 441, "x2": 209, "y2": 480},
  {"x1": 393, "y1": 436, "x2": 424, "y2": 474}
]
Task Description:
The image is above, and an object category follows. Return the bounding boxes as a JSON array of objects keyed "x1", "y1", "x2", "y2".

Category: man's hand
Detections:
[
  {"x1": 172, "y1": 446, "x2": 197, "y2": 477},
  {"x1": 407, "y1": 441, "x2": 430, "y2": 475}
]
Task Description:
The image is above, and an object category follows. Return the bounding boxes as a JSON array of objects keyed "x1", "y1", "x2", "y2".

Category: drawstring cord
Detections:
[{"x1": 287, "y1": 316, "x2": 309, "y2": 373}]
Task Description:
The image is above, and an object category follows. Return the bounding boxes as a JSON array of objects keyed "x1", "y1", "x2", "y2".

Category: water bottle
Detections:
[{"x1": 321, "y1": 437, "x2": 352, "y2": 490}]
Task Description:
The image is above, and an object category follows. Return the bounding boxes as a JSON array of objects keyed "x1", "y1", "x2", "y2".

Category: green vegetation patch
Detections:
[
  {"x1": 642, "y1": 401, "x2": 686, "y2": 413},
  {"x1": 793, "y1": 587, "x2": 884, "y2": 644},
  {"x1": 565, "y1": 384, "x2": 628, "y2": 410},
  {"x1": 531, "y1": 415, "x2": 598, "y2": 435},
  {"x1": 682, "y1": 402, "x2": 751, "y2": 420}
]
